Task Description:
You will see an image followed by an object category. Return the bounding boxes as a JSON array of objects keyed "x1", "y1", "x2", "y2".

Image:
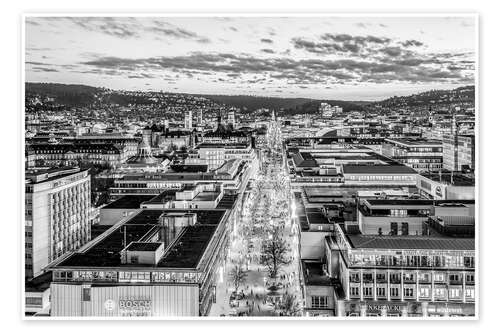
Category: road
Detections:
[{"x1": 210, "y1": 124, "x2": 302, "y2": 317}]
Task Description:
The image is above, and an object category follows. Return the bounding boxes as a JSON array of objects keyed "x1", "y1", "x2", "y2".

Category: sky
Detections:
[{"x1": 25, "y1": 16, "x2": 476, "y2": 100}]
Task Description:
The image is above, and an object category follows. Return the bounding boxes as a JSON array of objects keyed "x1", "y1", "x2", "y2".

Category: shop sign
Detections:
[{"x1": 119, "y1": 299, "x2": 152, "y2": 316}]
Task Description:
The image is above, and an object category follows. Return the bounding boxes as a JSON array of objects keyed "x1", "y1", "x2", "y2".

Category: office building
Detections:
[{"x1": 25, "y1": 167, "x2": 91, "y2": 279}]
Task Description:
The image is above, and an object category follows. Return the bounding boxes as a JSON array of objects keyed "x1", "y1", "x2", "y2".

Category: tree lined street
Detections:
[{"x1": 210, "y1": 119, "x2": 302, "y2": 317}]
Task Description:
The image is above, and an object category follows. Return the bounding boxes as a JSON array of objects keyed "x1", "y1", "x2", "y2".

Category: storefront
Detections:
[{"x1": 338, "y1": 300, "x2": 474, "y2": 317}]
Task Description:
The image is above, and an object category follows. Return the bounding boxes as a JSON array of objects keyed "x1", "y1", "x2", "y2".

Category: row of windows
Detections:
[{"x1": 350, "y1": 286, "x2": 474, "y2": 299}]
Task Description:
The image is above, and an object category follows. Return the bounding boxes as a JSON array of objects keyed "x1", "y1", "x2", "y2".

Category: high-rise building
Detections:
[
  {"x1": 443, "y1": 134, "x2": 475, "y2": 172},
  {"x1": 197, "y1": 109, "x2": 203, "y2": 125},
  {"x1": 25, "y1": 167, "x2": 91, "y2": 279},
  {"x1": 227, "y1": 110, "x2": 235, "y2": 127},
  {"x1": 184, "y1": 110, "x2": 193, "y2": 130}
]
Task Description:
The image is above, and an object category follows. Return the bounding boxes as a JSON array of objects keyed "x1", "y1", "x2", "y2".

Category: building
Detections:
[
  {"x1": 443, "y1": 134, "x2": 475, "y2": 172},
  {"x1": 382, "y1": 138, "x2": 443, "y2": 172},
  {"x1": 327, "y1": 222, "x2": 475, "y2": 317},
  {"x1": 342, "y1": 165, "x2": 418, "y2": 186},
  {"x1": 417, "y1": 173, "x2": 475, "y2": 200},
  {"x1": 27, "y1": 143, "x2": 130, "y2": 167},
  {"x1": 49, "y1": 203, "x2": 239, "y2": 317},
  {"x1": 109, "y1": 159, "x2": 252, "y2": 198},
  {"x1": 25, "y1": 167, "x2": 91, "y2": 279},
  {"x1": 184, "y1": 110, "x2": 193, "y2": 130}
]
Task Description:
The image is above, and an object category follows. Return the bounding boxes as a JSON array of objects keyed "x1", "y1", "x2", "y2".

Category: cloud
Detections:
[
  {"x1": 401, "y1": 39, "x2": 424, "y2": 47},
  {"x1": 261, "y1": 38, "x2": 274, "y2": 44},
  {"x1": 30, "y1": 17, "x2": 211, "y2": 43},
  {"x1": 260, "y1": 49, "x2": 275, "y2": 54},
  {"x1": 80, "y1": 51, "x2": 474, "y2": 86},
  {"x1": 292, "y1": 33, "x2": 394, "y2": 56}
]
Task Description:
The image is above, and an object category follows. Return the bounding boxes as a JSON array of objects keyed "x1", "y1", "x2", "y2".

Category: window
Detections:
[
  {"x1": 363, "y1": 287, "x2": 373, "y2": 297},
  {"x1": 449, "y1": 274, "x2": 461, "y2": 283},
  {"x1": 449, "y1": 287, "x2": 462, "y2": 299},
  {"x1": 390, "y1": 222, "x2": 398, "y2": 235},
  {"x1": 311, "y1": 296, "x2": 328, "y2": 308},
  {"x1": 404, "y1": 288, "x2": 414, "y2": 297},
  {"x1": 82, "y1": 287, "x2": 91, "y2": 301},
  {"x1": 433, "y1": 272, "x2": 445, "y2": 282},
  {"x1": 401, "y1": 222, "x2": 409, "y2": 236},
  {"x1": 466, "y1": 274, "x2": 474, "y2": 283},
  {"x1": 130, "y1": 256, "x2": 139, "y2": 264},
  {"x1": 390, "y1": 287, "x2": 399, "y2": 298},
  {"x1": 434, "y1": 287, "x2": 446, "y2": 298},
  {"x1": 26, "y1": 297, "x2": 43, "y2": 306},
  {"x1": 419, "y1": 286, "x2": 430, "y2": 298},
  {"x1": 465, "y1": 287, "x2": 475, "y2": 299},
  {"x1": 376, "y1": 287, "x2": 386, "y2": 297},
  {"x1": 350, "y1": 287, "x2": 359, "y2": 297}
]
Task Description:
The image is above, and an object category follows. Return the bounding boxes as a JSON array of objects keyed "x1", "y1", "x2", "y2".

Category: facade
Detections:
[
  {"x1": 328, "y1": 224, "x2": 475, "y2": 317},
  {"x1": 443, "y1": 133, "x2": 475, "y2": 172},
  {"x1": 109, "y1": 159, "x2": 251, "y2": 198},
  {"x1": 25, "y1": 167, "x2": 91, "y2": 279},
  {"x1": 27, "y1": 143, "x2": 129, "y2": 167},
  {"x1": 382, "y1": 138, "x2": 443, "y2": 172},
  {"x1": 49, "y1": 204, "x2": 239, "y2": 317},
  {"x1": 342, "y1": 165, "x2": 418, "y2": 186},
  {"x1": 417, "y1": 173, "x2": 475, "y2": 200}
]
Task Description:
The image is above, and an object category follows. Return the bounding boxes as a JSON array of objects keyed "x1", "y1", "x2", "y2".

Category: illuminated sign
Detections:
[
  {"x1": 118, "y1": 299, "x2": 152, "y2": 317},
  {"x1": 435, "y1": 186, "x2": 443, "y2": 198},
  {"x1": 146, "y1": 182, "x2": 182, "y2": 189},
  {"x1": 104, "y1": 299, "x2": 115, "y2": 311}
]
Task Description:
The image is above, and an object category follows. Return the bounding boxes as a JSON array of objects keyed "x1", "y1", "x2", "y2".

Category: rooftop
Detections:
[
  {"x1": 25, "y1": 167, "x2": 85, "y2": 184},
  {"x1": 342, "y1": 164, "x2": 417, "y2": 174},
  {"x1": 56, "y1": 209, "x2": 228, "y2": 269},
  {"x1": 125, "y1": 242, "x2": 163, "y2": 252},
  {"x1": 302, "y1": 261, "x2": 333, "y2": 286},
  {"x1": 102, "y1": 195, "x2": 156, "y2": 209},
  {"x1": 347, "y1": 234, "x2": 474, "y2": 251},
  {"x1": 386, "y1": 138, "x2": 442, "y2": 146},
  {"x1": 420, "y1": 172, "x2": 475, "y2": 186}
]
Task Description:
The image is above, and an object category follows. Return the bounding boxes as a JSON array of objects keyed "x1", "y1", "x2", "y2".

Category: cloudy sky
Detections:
[{"x1": 25, "y1": 16, "x2": 476, "y2": 100}]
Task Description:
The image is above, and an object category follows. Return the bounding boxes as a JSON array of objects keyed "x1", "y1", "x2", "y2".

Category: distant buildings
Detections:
[
  {"x1": 25, "y1": 167, "x2": 91, "y2": 279},
  {"x1": 382, "y1": 138, "x2": 443, "y2": 172},
  {"x1": 319, "y1": 103, "x2": 342, "y2": 118}
]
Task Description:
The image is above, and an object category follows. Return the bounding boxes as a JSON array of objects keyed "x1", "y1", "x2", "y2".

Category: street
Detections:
[{"x1": 210, "y1": 121, "x2": 302, "y2": 317}]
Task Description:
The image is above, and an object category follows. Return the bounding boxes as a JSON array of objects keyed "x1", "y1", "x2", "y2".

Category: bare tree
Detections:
[
  {"x1": 279, "y1": 294, "x2": 302, "y2": 316},
  {"x1": 260, "y1": 228, "x2": 291, "y2": 280},
  {"x1": 229, "y1": 264, "x2": 247, "y2": 293}
]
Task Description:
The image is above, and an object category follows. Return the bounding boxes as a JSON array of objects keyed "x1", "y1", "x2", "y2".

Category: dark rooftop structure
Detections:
[
  {"x1": 342, "y1": 164, "x2": 417, "y2": 174},
  {"x1": 102, "y1": 195, "x2": 156, "y2": 209},
  {"x1": 125, "y1": 242, "x2": 163, "y2": 252},
  {"x1": 302, "y1": 261, "x2": 333, "y2": 286},
  {"x1": 56, "y1": 209, "x2": 228, "y2": 269}
]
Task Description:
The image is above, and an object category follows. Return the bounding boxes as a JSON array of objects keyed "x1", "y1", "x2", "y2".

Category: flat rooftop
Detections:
[
  {"x1": 25, "y1": 167, "x2": 84, "y2": 184},
  {"x1": 302, "y1": 261, "x2": 333, "y2": 286},
  {"x1": 126, "y1": 242, "x2": 163, "y2": 252},
  {"x1": 421, "y1": 172, "x2": 475, "y2": 186},
  {"x1": 56, "y1": 209, "x2": 228, "y2": 269},
  {"x1": 343, "y1": 164, "x2": 417, "y2": 174},
  {"x1": 102, "y1": 195, "x2": 156, "y2": 209},
  {"x1": 386, "y1": 138, "x2": 442, "y2": 146},
  {"x1": 347, "y1": 234, "x2": 474, "y2": 251}
]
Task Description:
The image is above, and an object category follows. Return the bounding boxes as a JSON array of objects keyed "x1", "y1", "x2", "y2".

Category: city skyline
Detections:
[{"x1": 25, "y1": 16, "x2": 476, "y2": 100}]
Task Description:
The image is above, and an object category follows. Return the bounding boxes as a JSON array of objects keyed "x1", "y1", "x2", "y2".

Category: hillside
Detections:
[
  {"x1": 371, "y1": 86, "x2": 475, "y2": 108},
  {"x1": 25, "y1": 82, "x2": 474, "y2": 114}
]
